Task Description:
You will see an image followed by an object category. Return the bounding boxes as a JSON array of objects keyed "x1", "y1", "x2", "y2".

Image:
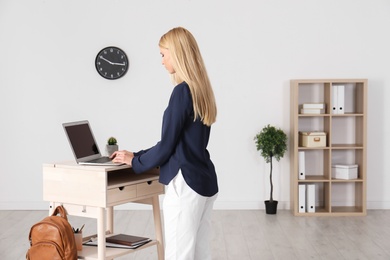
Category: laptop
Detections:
[{"x1": 62, "y1": 120, "x2": 121, "y2": 166}]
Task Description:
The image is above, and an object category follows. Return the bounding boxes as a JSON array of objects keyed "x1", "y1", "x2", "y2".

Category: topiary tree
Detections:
[{"x1": 254, "y1": 124, "x2": 287, "y2": 202}]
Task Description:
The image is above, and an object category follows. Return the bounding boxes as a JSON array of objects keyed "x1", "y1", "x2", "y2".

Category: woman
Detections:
[{"x1": 112, "y1": 27, "x2": 218, "y2": 260}]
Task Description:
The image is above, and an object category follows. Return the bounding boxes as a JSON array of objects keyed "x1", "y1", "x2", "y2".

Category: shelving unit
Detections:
[{"x1": 290, "y1": 79, "x2": 367, "y2": 216}]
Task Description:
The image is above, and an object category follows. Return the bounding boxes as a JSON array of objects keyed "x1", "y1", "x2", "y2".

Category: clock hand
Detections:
[
  {"x1": 100, "y1": 56, "x2": 114, "y2": 65},
  {"x1": 100, "y1": 56, "x2": 125, "y2": 66},
  {"x1": 111, "y1": 62, "x2": 126, "y2": 66}
]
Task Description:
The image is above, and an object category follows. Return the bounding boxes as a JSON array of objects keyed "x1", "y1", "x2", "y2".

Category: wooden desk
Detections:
[{"x1": 43, "y1": 162, "x2": 164, "y2": 260}]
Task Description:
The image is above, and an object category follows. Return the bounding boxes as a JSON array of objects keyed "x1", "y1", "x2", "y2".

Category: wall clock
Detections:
[{"x1": 95, "y1": 46, "x2": 129, "y2": 80}]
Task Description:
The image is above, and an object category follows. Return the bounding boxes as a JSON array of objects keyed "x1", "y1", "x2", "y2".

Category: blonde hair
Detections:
[{"x1": 159, "y1": 27, "x2": 217, "y2": 126}]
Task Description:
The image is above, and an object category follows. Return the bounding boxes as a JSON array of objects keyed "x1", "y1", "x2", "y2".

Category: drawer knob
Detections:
[
  {"x1": 119, "y1": 186, "x2": 124, "y2": 191},
  {"x1": 147, "y1": 181, "x2": 152, "y2": 185}
]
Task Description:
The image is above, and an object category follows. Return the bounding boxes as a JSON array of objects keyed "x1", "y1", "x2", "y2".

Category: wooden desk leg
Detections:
[
  {"x1": 152, "y1": 195, "x2": 164, "y2": 260},
  {"x1": 107, "y1": 206, "x2": 114, "y2": 234},
  {"x1": 97, "y1": 207, "x2": 106, "y2": 260}
]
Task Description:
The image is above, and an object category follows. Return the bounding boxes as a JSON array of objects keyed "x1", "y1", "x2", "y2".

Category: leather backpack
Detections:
[{"x1": 27, "y1": 205, "x2": 77, "y2": 260}]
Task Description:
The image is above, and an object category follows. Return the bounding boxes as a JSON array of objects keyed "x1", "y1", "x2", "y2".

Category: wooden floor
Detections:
[{"x1": 1, "y1": 210, "x2": 390, "y2": 260}]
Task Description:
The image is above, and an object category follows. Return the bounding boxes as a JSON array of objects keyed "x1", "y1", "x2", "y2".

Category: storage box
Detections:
[
  {"x1": 302, "y1": 103, "x2": 325, "y2": 109},
  {"x1": 299, "y1": 132, "x2": 326, "y2": 147},
  {"x1": 300, "y1": 108, "x2": 322, "y2": 114},
  {"x1": 300, "y1": 103, "x2": 325, "y2": 114},
  {"x1": 332, "y1": 164, "x2": 358, "y2": 179}
]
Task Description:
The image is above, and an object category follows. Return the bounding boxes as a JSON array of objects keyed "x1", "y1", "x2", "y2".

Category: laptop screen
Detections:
[{"x1": 63, "y1": 121, "x2": 100, "y2": 160}]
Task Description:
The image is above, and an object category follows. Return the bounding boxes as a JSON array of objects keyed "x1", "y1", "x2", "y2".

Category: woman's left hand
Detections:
[{"x1": 111, "y1": 150, "x2": 134, "y2": 166}]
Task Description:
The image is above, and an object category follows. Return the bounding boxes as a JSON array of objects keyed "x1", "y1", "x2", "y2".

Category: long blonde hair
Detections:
[{"x1": 159, "y1": 27, "x2": 217, "y2": 126}]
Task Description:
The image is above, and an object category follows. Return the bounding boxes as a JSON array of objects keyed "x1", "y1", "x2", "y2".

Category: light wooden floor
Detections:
[{"x1": 1, "y1": 210, "x2": 390, "y2": 260}]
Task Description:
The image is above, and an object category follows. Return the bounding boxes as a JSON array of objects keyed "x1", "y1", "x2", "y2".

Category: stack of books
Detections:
[
  {"x1": 300, "y1": 103, "x2": 325, "y2": 114},
  {"x1": 84, "y1": 233, "x2": 151, "y2": 249}
]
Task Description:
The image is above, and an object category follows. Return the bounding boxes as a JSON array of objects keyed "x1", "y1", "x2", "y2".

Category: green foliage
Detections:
[
  {"x1": 254, "y1": 124, "x2": 287, "y2": 202},
  {"x1": 254, "y1": 124, "x2": 287, "y2": 163},
  {"x1": 107, "y1": 137, "x2": 117, "y2": 145}
]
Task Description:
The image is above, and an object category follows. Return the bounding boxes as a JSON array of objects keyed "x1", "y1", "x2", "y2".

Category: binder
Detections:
[
  {"x1": 306, "y1": 184, "x2": 315, "y2": 213},
  {"x1": 332, "y1": 85, "x2": 338, "y2": 114},
  {"x1": 298, "y1": 184, "x2": 306, "y2": 213},
  {"x1": 337, "y1": 85, "x2": 345, "y2": 114},
  {"x1": 298, "y1": 151, "x2": 305, "y2": 180}
]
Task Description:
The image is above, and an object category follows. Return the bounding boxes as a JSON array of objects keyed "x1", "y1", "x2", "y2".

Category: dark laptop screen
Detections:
[{"x1": 64, "y1": 123, "x2": 99, "y2": 159}]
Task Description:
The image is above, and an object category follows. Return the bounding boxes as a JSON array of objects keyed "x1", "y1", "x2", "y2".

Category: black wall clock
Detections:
[{"x1": 95, "y1": 46, "x2": 129, "y2": 80}]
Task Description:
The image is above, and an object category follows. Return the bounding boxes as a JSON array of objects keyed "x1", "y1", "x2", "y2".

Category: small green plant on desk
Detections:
[{"x1": 106, "y1": 137, "x2": 118, "y2": 156}]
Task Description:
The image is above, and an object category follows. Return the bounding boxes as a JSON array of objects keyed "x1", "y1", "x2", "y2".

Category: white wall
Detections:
[{"x1": 1, "y1": 0, "x2": 389, "y2": 210}]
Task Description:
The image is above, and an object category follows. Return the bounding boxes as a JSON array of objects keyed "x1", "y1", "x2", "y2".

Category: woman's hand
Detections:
[{"x1": 111, "y1": 150, "x2": 134, "y2": 166}]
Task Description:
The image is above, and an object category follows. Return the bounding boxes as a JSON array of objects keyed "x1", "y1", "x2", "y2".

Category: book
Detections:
[
  {"x1": 84, "y1": 234, "x2": 151, "y2": 249},
  {"x1": 302, "y1": 103, "x2": 324, "y2": 109},
  {"x1": 106, "y1": 234, "x2": 151, "y2": 246},
  {"x1": 300, "y1": 108, "x2": 322, "y2": 114}
]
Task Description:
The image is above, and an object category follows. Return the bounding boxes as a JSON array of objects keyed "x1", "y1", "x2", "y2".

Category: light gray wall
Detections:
[{"x1": 1, "y1": 0, "x2": 389, "y2": 210}]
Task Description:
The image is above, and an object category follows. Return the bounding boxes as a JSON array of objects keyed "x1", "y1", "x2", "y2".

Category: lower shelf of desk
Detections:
[{"x1": 78, "y1": 240, "x2": 158, "y2": 259}]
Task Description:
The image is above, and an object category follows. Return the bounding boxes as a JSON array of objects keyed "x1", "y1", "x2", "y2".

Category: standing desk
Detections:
[{"x1": 43, "y1": 162, "x2": 164, "y2": 260}]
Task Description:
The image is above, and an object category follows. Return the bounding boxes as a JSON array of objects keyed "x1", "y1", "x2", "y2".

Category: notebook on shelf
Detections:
[
  {"x1": 106, "y1": 234, "x2": 151, "y2": 246},
  {"x1": 84, "y1": 234, "x2": 151, "y2": 249}
]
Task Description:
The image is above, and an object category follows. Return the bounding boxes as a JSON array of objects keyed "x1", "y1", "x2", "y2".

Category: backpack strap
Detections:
[{"x1": 52, "y1": 205, "x2": 68, "y2": 221}]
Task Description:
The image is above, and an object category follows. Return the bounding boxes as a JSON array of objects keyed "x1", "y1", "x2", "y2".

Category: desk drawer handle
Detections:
[
  {"x1": 119, "y1": 186, "x2": 125, "y2": 191},
  {"x1": 147, "y1": 181, "x2": 152, "y2": 185}
]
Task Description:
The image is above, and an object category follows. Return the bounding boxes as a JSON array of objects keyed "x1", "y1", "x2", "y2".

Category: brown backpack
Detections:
[{"x1": 27, "y1": 205, "x2": 77, "y2": 260}]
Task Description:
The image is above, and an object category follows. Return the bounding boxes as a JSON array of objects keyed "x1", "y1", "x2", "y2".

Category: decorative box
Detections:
[
  {"x1": 332, "y1": 164, "x2": 358, "y2": 179},
  {"x1": 300, "y1": 103, "x2": 325, "y2": 115},
  {"x1": 299, "y1": 132, "x2": 326, "y2": 147}
]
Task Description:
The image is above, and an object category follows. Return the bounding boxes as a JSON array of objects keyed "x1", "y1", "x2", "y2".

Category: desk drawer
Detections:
[
  {"x1": 107, "y1": 184, "x2": 137, "y2": 204},
  {"x1": 137, "y1": 181, "x2": 164, "y2": 197}
]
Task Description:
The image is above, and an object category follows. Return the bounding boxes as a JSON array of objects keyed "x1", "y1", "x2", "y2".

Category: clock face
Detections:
[{"x1": 95, "y1": 47, "x2": 129, "y2": 80}]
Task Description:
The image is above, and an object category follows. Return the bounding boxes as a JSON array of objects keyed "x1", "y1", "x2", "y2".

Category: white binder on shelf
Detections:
[
  {"x1": 306, "y1": 184, "x2": 316, "y2": 213},
  {"x1": 298, "y1": 184, "x2": 306, "y2": 213},
  {"x1": 332, "y1": 85, "x2": 345, "y2": 114},
  {"x1": 332, "y1": 85, "x2": 338, "y2": 114},
  {"x1": 337, "y1": 85, "x2": 345, "y2": 114},
  {"x1": 298, "y1": 151, "x2": 305, "y2": 180}
]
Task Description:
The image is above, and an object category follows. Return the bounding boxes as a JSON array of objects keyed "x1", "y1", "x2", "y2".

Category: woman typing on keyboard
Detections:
[{"x1": 111, "y1": 27, "x2": 218, "y2": 260}]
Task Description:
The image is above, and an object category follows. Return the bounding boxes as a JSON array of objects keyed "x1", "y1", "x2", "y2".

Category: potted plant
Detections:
[
  {"x1": 254, "y1": 124, "x2": 287, "y2": 214},
  {"x1": 106, "y1": 137, "x2": 118, "y2": 156}
]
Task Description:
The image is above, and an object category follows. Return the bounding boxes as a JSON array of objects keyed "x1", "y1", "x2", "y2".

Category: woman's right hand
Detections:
[{"x1": 111, "y1": 150, "x2": 134, "y2": 166}]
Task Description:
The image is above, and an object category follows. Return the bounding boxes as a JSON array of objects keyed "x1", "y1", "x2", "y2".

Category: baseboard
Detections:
[
  {"x1": 1, "y1": 200, "x2": 389, "y2": 210},
  {"x1": 213, "y1": 200, "x2": 290, "y2": 210},
  {"x1": 367, "y1": 201, "x2": 390, "y2": 209},
  {"x1": 0, "y1": 201, "x2": 50, "y2": 210}
]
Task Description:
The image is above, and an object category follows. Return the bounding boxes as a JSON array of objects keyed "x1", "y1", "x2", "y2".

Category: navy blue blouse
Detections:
[{"x1": 131, "y1": 82, "x2": 218, "y2": 197}]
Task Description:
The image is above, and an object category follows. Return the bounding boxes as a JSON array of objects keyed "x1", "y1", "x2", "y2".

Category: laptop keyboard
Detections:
[{"x1": 88, "y1": 157, "x2": 112, "y2": 163}]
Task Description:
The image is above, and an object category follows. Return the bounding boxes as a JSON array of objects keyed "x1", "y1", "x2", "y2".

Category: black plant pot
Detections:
[{"x1": 264, "y1": 200, "x2": 278, "y2": 214}]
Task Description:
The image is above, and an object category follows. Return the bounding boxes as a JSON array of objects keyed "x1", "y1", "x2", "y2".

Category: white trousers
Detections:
[{"x1": 163, "y1": 170, "x2": 217, "y2": 260}]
